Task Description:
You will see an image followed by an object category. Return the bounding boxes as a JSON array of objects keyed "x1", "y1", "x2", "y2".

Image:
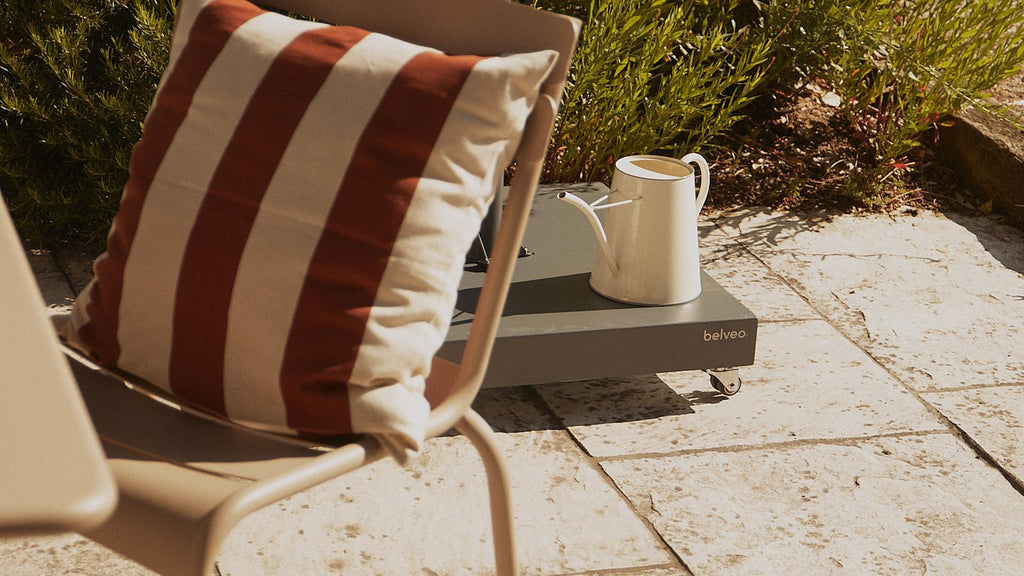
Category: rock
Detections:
[{"x1": 937, "y1": 108, "x2": 1024, "y2": 225}]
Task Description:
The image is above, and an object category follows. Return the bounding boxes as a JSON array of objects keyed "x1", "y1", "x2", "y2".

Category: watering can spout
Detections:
[{"x1": 556, "y1": 191, "x2": 620, "y2": 277}]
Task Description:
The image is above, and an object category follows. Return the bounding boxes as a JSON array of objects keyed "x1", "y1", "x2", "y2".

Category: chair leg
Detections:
[{"x1": 454, "y1": 409, "x2": 518, "y2": 576}]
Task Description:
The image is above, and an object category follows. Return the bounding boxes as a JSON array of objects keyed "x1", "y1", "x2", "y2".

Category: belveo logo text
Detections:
[{"x1": 704, "y1": 328, "x2": 748, "y2": 342}]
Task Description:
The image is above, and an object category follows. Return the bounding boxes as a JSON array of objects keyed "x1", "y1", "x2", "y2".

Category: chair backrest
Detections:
[
  {"x1": 266, "y1": 0, "x2": 577, "y2": 91},
  {"x1": 263, "y1": 0, "x2": 575, "y2": 166}
]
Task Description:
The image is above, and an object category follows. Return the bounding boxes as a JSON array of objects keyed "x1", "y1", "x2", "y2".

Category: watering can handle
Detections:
[{"x1": 681, "y1": 152, "x2": 710, "y2": 213}]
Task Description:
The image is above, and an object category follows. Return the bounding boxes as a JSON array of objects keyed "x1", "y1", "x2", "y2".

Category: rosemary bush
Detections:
[
  {"x1": 534, "y1": 0, "x2": 773, "y2": 183},
  {"x1": 0, "y1": 0, "x2": 174, "y2": 246},
  {"x1": 843, "y1": 0, "x2": 1024, "y2": 163},
  {"x1": 760, "y1": 0, "x2": 1024, "y2": 164},
  {"x1": 2, "y1": 0, "x2": 1022, "y2": 245}
]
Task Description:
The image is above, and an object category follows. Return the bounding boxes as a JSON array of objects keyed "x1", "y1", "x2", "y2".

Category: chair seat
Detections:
[
  {"x1": 70, "y1": 356, "x2": 337, "y2": 481},
  {"x1": 92, "y1": 443, "x2": 244, "y2": 575},
  {"x1": 72, "y1": 354, "x2": 387, "y2": 576}
]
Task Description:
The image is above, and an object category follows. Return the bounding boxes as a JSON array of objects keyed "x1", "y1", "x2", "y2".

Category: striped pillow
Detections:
[{"x1": 64, "y1": 0, "x2": 556, "y2": 458}]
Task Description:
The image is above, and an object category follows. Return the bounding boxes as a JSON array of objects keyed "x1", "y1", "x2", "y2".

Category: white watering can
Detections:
[{"x1": 558, "y1": 153, "x2": 709, "y2": 305}]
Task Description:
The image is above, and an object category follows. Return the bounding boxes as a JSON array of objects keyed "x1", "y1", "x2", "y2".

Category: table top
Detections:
[{"x1": 0, "y1": 199, "x2": 116, "y2": 535}]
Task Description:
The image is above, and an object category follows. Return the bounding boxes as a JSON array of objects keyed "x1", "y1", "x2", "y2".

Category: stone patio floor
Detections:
[{"x1": 4, "y1": 206, "x2": 1024, "y2": 575}]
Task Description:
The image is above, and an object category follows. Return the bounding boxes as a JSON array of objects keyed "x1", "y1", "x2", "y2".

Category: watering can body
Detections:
[{"x1": 559, "y1": 153, "x2": 709, "y2": 306}]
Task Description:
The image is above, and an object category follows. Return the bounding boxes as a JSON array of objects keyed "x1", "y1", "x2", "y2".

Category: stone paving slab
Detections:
[
  {"x1": 715, "y1": 210, "x2": 1024, "y2": 391},
  {"x1": 0, "y1": 533, "x2": 158, "y2": 576},
  {"x1": 217, "y1": 428, "x2": 677, "y2": 576},
  {"x1": 535, "y1": 320, "x2": 945, "y2": 459},
  {"x1": 923, "y1": 384, "x2": 1024, "y2": 487},
  {"x1": 699, "y1": 225, "x2": 819, "y2": 323},
  {"x1": 602, "y1": 433, "x2": 1024, "y2": 576},
  {"x1": 25, "y1": 247, "x2": 75, "y2": 310}
]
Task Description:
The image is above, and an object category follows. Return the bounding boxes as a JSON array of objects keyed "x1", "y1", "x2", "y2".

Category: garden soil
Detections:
[{"x1": 710, "y1": 70, "x2": 1024, "y2": 224}]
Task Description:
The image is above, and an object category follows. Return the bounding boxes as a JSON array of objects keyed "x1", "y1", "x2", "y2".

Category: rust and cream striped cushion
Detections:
[{"x1": 64, "y1": 0, "x2": 556, "y2": 457}]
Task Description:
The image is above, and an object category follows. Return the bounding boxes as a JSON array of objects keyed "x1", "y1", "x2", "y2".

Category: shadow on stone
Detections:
[
  {"x1": 943, "y1": 211, "x2": 1024, "y2": 277},
  {"x1": 713, "y1": 208, "x2": 838, "y2": 251},
  {"x1": 471, "y1": 375, "x2": 735, "y2": 434},
  {"x1": 471, "y1": 386, "x2": 566, "y2": 433},
  {"x1": 532, "y1": 374, "x2": 734, "y2": 429}
]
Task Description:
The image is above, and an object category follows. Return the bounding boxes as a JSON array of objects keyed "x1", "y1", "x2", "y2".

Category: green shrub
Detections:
[
  {"x1": 845, "y1": 0, "x2": 1024, "y2": 163},
  {"x1": 533, "y1": 0, "x2": 773, "y2": 183},
  {"x1": 752, "y1": 0, "x2": 882, "y2": 90},
  {"x1": 535, "y1": 0, "x2": 1024, "y2": 203},
  {"x1": 3, "y1": 0, "x2": 1022, "y2": 246},
  {"x1": 758, "y1": 0, "x2": 1024, "y2": 164},
  {"x1": 0, "y1": 0, "x2": 174, "y2": 247}
]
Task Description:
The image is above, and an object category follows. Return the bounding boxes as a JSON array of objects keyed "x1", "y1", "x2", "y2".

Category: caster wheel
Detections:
[{"x1": 708, "y1": 369, "x2": 741, "y2": 396}]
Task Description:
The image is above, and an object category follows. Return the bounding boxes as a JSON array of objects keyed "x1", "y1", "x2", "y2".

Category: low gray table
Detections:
[{"x1": 440, "y1": 183, "x2": 757, "y2": 393}]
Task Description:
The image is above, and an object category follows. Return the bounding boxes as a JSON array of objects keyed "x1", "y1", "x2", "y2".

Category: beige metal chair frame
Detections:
[
  {"x1": 61, "y1": 1, "x2": 580, "y2": 574},
  {"x1": 0, "y1": 201, "x2": 116, "y2": 536}
]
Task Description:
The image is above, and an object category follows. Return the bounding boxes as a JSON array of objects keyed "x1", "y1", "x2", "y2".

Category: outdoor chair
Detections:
[{"x1": 45, "y1": 0, "x2": 579, "y2": 574}]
